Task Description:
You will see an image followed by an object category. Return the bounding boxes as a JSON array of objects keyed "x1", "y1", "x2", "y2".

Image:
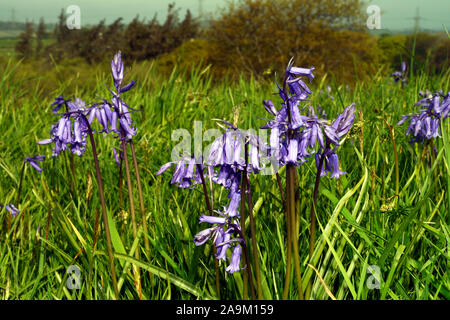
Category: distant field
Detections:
[
  {"x1": 0, "y1": 30, "x2": 21, "y2": 38},
  {"x1": 0, "y1": 35, "x2": 54, "y2": 56},
  {"x1": 0, "y1": 37, "x2": 18, "y2": 56}
]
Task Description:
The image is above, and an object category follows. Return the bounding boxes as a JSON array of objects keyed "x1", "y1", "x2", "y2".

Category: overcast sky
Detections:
[{"x1": 0, "y1": 0, "x2": 448, "y2": 31}]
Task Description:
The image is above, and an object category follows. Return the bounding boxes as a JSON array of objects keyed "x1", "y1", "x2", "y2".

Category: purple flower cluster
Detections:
[
  {"x1": 25, "y1": 155, "x2": 45, "y2": 173},
  {"x1": 1, "y1": 204, "x2": 20, "y2": 218},
  {"x1": 261, "y1": 60, "x2": 355, "y2": 179},
  {"x1": 392, "y1": 61, "x2": 407, "y2": 86},
  {"x1": 157, "y1": 59, "x2": 356, "y2": 274},
  {"x1": 398, "y1": 91, "x2": 450, "y2": 144},
  {"x1": 38, "y1": 97, "x2": 92, "y2": 157},
  {"x1": 37, "y1": 51, "x2": 139, "y2": 164},
  {"x1": 156, "y1": 156, "x2": 205, "y2": 189},
  {"x1": 108, "y1": 51, "x2": 138, "y2": 141},
  {"x1": 193, "y1": 212, "x2": 244, "y2": 273},
  {"x1": 157, "y1": 125, "x2": 269, "y2": 273}
]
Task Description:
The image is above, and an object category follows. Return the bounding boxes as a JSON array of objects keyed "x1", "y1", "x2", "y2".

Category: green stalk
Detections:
[
  {"x1": 240, "y1": 166, "x2": 249, "y2": 300},
  {"x1": 282, "y1": 168, "x2": 293, "y2": 300},
  {"x1": 121, "y1": 138, "x2": 142, "y2": 299},
  {"x1": 16, "y1": 161, "x2": 25, "y2": 206},
  {"x1": 129, "y1": 140, "x2": 150, "y2": 252},
  {"x1": 234, "y1": 220, "x2": 256, "y2": 300},
  {"x1": 281, "y1": 66, "x2": 294, "y2": 300},
  {"x1": 276, "y1": 172, "x2": 286, "y2": 207},
  {"x1": 244, "y1": 143, "x2": 263, "y2": 299},
  {"x1": 117, "y1": 148, "x2": 124, "y2": 208},
  {"x1": 83, "y1": 115, "x2": 119, "y2": 299},
  {"x1": 306, "y1": 151, "x2": 325, "y2": 300},
  {"x1": 70, "y1": 153, "x2": 77, "y2": 197},
  {"x1": 383, "y1": 119, "x2": 399, "y2": 208},
  {"x1": 64, "y1": 152, "x2": 76, "y2": 197},
  {"x1": 287, "y1": 164, "x2": 304, "y2": 300},
  {"x1": 196, "y1": 164, "x2": 221, "y2": 299},
  {"x1": 441, "y1": 119, "x2": 450, "y2": 222}
]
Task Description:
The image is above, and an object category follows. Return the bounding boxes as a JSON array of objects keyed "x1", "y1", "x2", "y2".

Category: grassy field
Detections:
[
  {"x1": 0, "y1": 37, "x2": 54, "y2": 57},
  {"x1": 0, "y1": 54, "x2": 449, "y2": 300},
  {"x1": 0, "y1": 37, "x2": 18, "y2": 56}
]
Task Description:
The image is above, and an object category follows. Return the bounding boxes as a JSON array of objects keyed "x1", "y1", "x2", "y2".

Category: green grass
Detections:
[
  {"x1": 0, "y1": 37, "x2": 54, "y2": 57},
  {"x1": 0, "y1": 56, "x2": 449, "y2": 300}
]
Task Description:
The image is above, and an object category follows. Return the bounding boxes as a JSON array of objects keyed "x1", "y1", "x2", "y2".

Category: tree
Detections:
[
  {"x1": 15, "y1": 22, "x2": 34, "y2": 59},
  {"x1": 178, "y1": 9, "x2": 199, "y2": 41},
  {"x1": 36, "y1": 18, "x2": 47, "y2": 57},
  {"x1": 207, "y1": 0, "x2": 378, "y2": 82}
]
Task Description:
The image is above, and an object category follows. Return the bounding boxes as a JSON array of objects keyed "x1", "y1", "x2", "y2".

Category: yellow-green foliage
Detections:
[
  {"x1": 377, "y1": 34, "x2": 407, "y2": 68},
  {"x1": 202, "y1": 0, "x2": 382, "y2": 82},
  {"x1": 156, "y1": 39, "x2": 211, "y2": 75}
]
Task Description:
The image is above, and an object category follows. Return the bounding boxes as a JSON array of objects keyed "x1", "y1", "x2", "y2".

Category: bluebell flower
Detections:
[
  {"x1": 107, "y1": 51, "x2": 138, "y2": 141},
  {"x1": 392, "y1": 61, "x2": 407, "y2": 86},
  {"x1": 5, "y1": 204, "x2": 20, "y2": 218},
  {"x1": 25, "y1": 155, "x2": 45, "y2": 173},
  {"x1": 398, "y1": 91, "x2": 450, "y2": 143},
  {"x1": 112, "y1": 147, "x2": 121, "y2": 167},
  {"x1": 225, "y1": 245, "x2": 242, "y2": 274},
  {"x1": 156, "y1": 156, "x2": 205, "y2": 189},
  {"x1": 38, "y1": 97, "x2": 91, "y2": 157},
  {"x1": 207, "y1": 123, "x2": 268, "y2": 174},
  {"x1": 51, "y1": 96, "x2": 66, "y2": 114},
  {"x1": 285, "y1": 58, "x2": 315, "y2": 99},
  {"x1": 315, "y1": 148, "x2": 346, "y2": 179},
  {"x1": 194, "y1": 208, "x2": 244, "y2": 273}
]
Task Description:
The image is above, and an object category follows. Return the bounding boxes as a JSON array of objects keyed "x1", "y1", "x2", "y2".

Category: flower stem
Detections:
[
  {"x1": 282, "y1": 168, "x2": 293, "y2": 300},
  {"x1": 287, "y1": 164, "x2": 304, "y2": 300},
  {"x1": 16, "y1": 162, "x2": 25, "y2": 206},
  {"x1": 240, "y1": 167, "x2": 249, "y2": 300},
  {"x1": 306, "y1": 150, "x2": 325, "y2": 300},
  {"x1": 276, "y1": 172, "x2": 286, "y2": 208},
  {"x1": 129, "y1": 140, "x2": 150, "y2": 252},
  {"x1": 244, "y1": 144, "x2": 263, "y2": 299},
  {"x1": 234, "y1": 224, "x2": 255, "y2": 300},
  {"x1": 118, "y1": 148, "x2": 124, "y2": 208},
  {"x1": 70, "y1": 153, "x2": 77, "y2": 198},
  {"x1": 383, "y1": 119, "x2": 399, "y2": 209},
  {"x1": 82, "y1": 115, "x2": 119, "y2": 300},
  {"x1": 64, "y1": 152, "x2": 76, "y2": 197},
  {"x1": 197, "y1": 164, "x2": 221, "y2": 299},
  {"x1": 121, "y1": 138, "x2": 142, "y2": 299}
]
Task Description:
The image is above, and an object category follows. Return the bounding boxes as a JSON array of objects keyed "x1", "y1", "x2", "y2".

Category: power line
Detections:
[{"x1": 198, "y1": 0, "x2": 204, "y2": 18}]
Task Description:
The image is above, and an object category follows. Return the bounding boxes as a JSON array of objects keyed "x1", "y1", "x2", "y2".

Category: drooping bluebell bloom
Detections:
[
  {"x1": 285, "y1": 58, "x2": 315, "y2": 99},
  {"x1": 51, "y1": 96, "x2": 66, "y2": 114},
  {"x1": 398, "y1": 91, "x2": 450, "y2": 144},
  {"x1": 207, "y1": 123, "x2": 268, "y2": 174},
  {"x1": 156, "y1": 156, "x2": 206, "y2": 189},
  {"x1": 111, "y1": 95, "x2": 137, "y2": 140},
  {"x1": 265, "y1": 60, "x2": 315, "y2": 132},
  {"x1": 5, "y1": 204, "x2": 20, "y2": 218},
  {"x1": 225, "y1": 245, "x2": 242, "y2": 274},
  {"x1": 328, "y1": 103, "x2": 356, "y2": 145},
  {"x1": 106, "y1": 51, "x2": 138, "y2": 141},
  {"x1": 261, "y1": 58, "x2": 355, "y2": 178},
  {"x1": 194, "y1": 208, "x2": 244, "y2": 274},
  {"x1": 315, "y1": 148, "x2": 346, "y2": 179},
  {"x1": 392, "y1": 61, "x2": 407, "y2": 86},
  {"x1": 25, "y1": 155, "x2": 45, "y2": 173},
  {"x1": 38, "y1": 97, "x2": 92, "y2": 157},
  {"x1": 112, "y1": 147, "x2": 121, "y2": 167}
]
